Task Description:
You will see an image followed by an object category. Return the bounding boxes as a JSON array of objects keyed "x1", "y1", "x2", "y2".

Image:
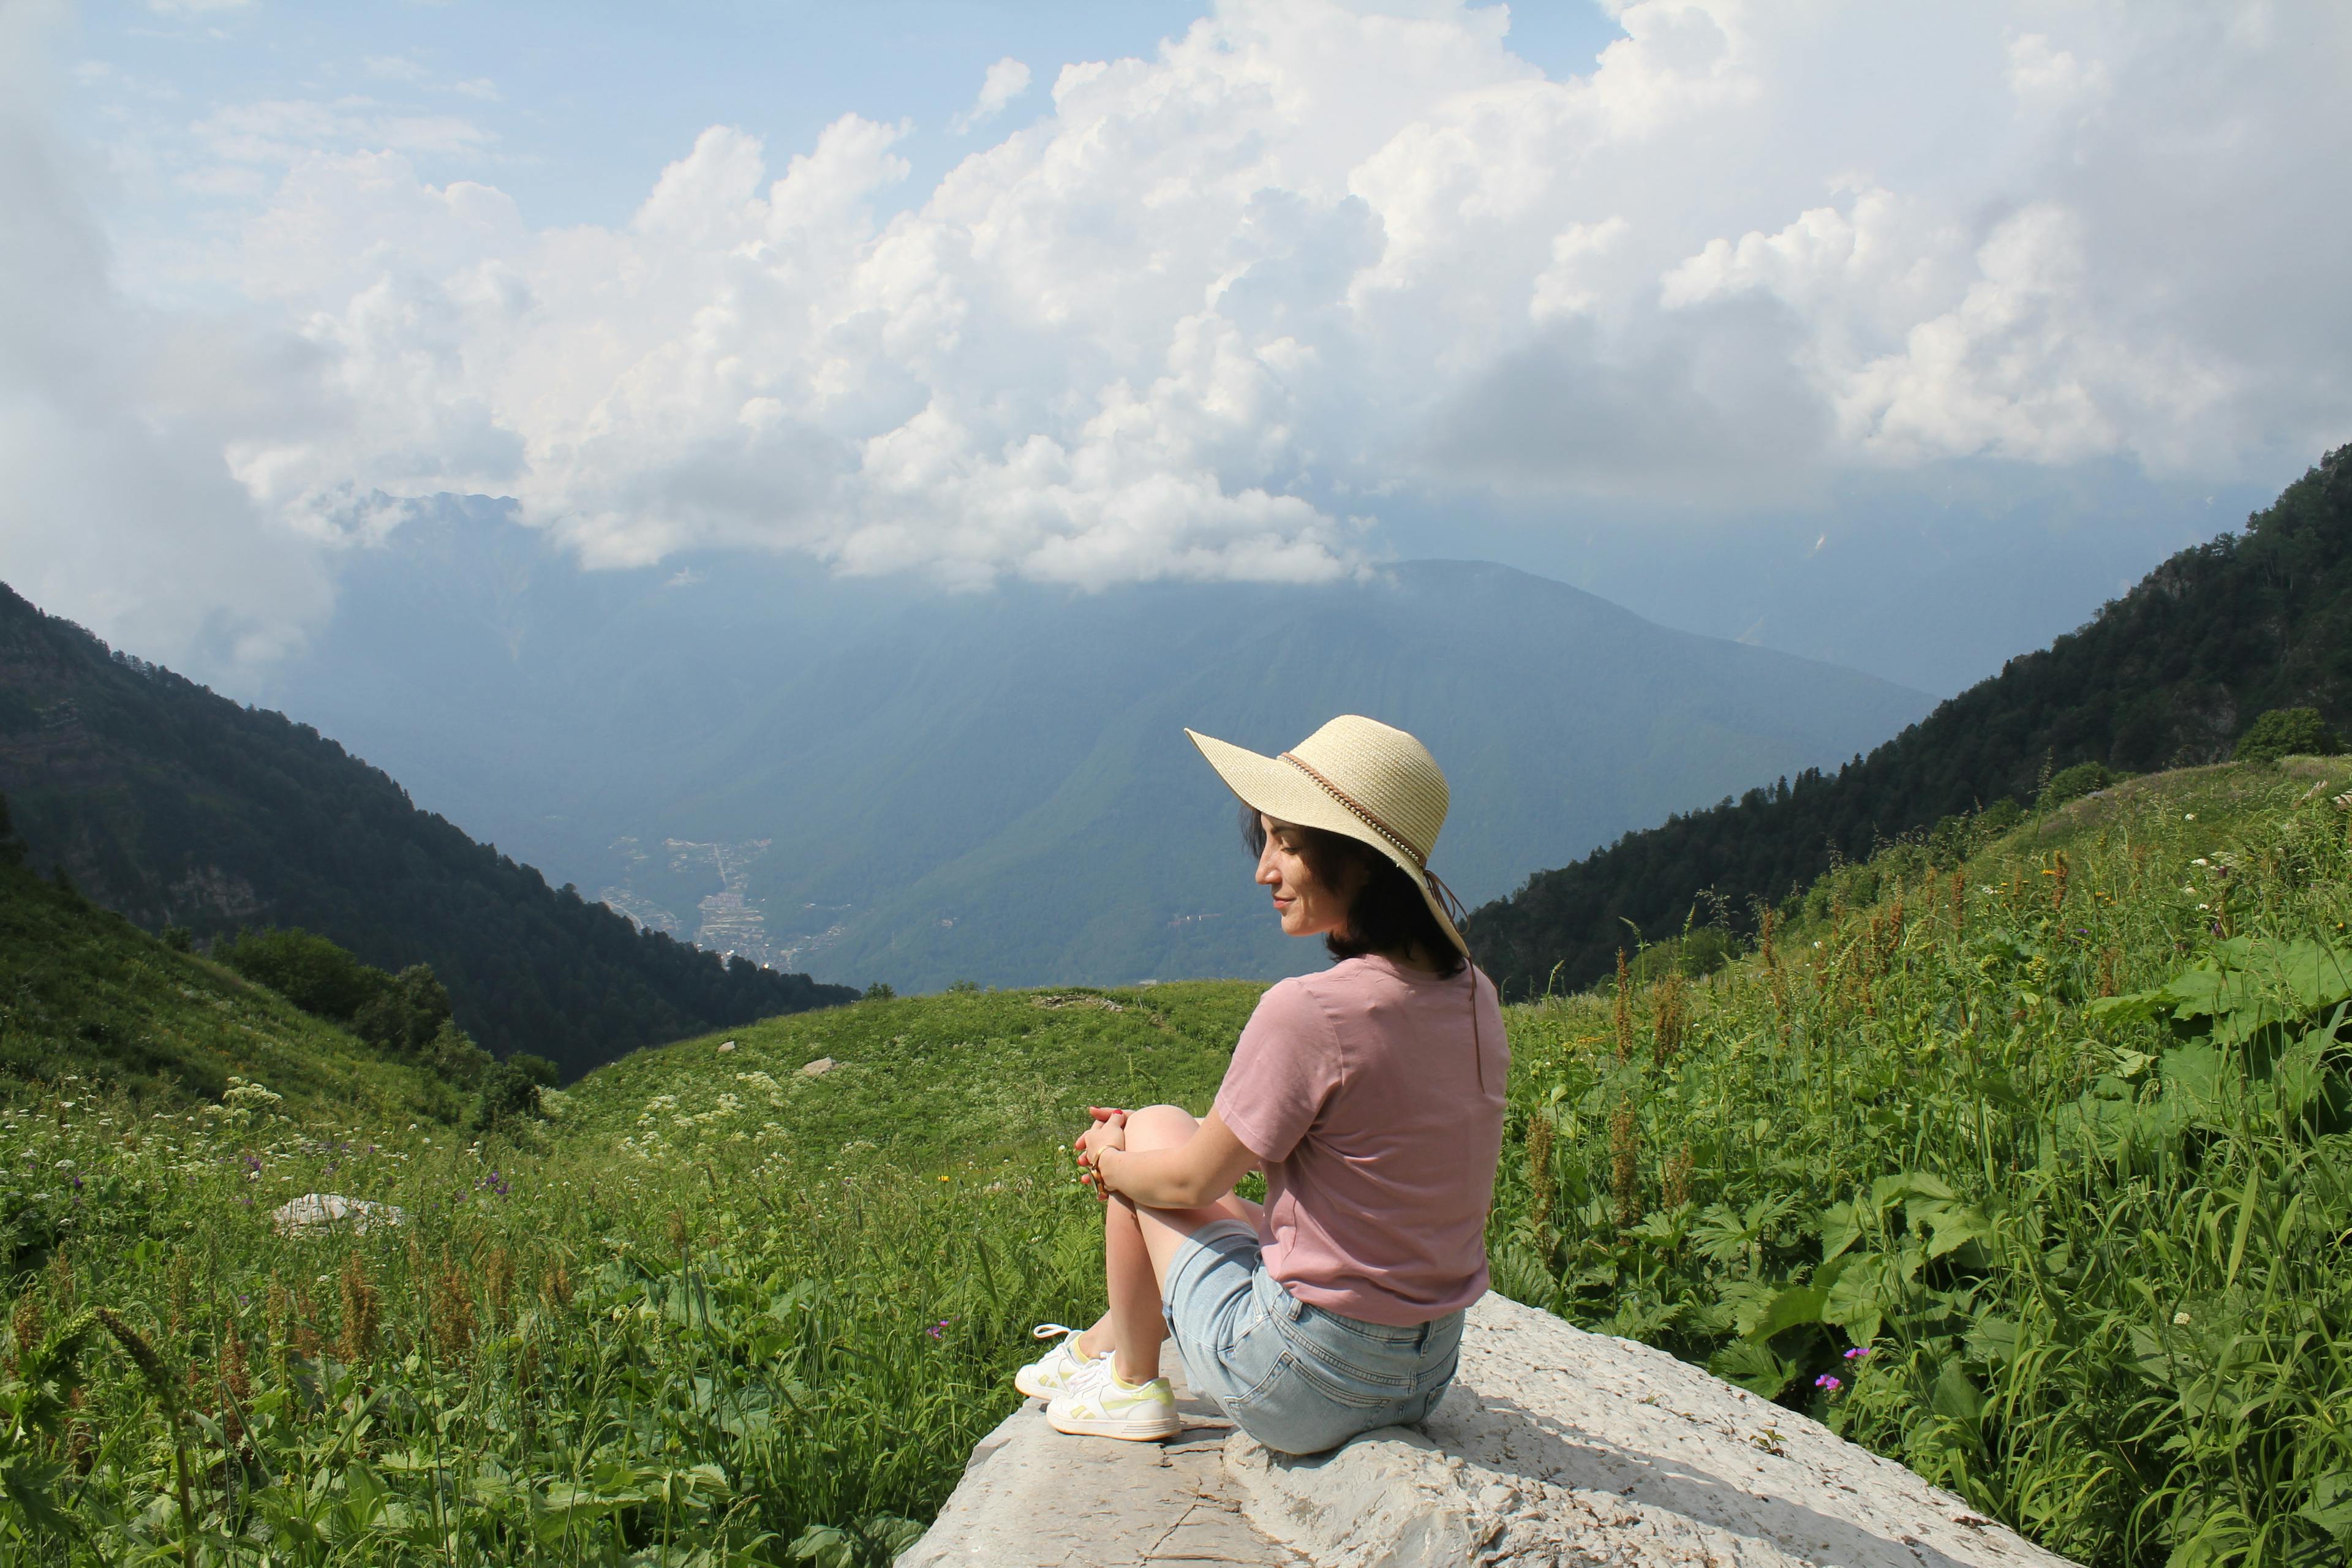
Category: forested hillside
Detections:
[
  {"x1": 0, "y1": 588, "x2": 854, "y2": 1076},
  {"x1": 1468, "y1": 444, "x2": 2352, "y2": 998},
  {"x1": 0, "y1": 796, "x2": 453, "y2": 1121}
]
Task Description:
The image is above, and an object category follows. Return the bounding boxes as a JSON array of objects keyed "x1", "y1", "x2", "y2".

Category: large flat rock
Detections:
[
  {"x1": 903, "y1": 1294, "x2": 2077, "y2": 1568},
  {"x1": 899, "y1": 1345, "x2": 1302, "y2": 1567},
  {"x1": 1227, "y1": 1293, "x2": 2075, "y2": 1568}
]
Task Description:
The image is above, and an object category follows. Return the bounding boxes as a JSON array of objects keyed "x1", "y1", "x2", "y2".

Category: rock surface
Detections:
[
  {"x1": 900, "y1": 1344, "x2": 1302, "y2": 1566},
  {"x1": 270, "y1": 1193, "x2": 405, "y2": 1237},
  {"x1": 902, "y1": 1293, "x2": 2076, "y2": 1568}
]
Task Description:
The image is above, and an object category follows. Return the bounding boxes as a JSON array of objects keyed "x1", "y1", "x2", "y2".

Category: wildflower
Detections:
[
  {"x1": 1814, "y1": 1374, "x2": 1842, "y2": 1391},
  {"x1": 1844, "y1": 1346, "x2": 1872, "y2": 1360},
  {"x1": 926, "y1": 1319, "x2": 949, "y2": 1340},
  {"x1": 2173, "y1": 1310, "x2": 2192, "y2": 1325},
  {"x1": 2191, "y1": 858, "x2": 2209, "y2": 867}
]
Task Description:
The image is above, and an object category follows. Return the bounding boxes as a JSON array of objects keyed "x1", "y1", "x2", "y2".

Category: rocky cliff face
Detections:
[{"x1": 904, "y1": 1292, "x2": 2075, "y2": 1568}]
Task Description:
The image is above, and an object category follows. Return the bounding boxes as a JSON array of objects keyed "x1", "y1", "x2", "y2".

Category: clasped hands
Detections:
[{"x1": 1073, "y1": 1106, "x2": 1127, "y2": 1201}]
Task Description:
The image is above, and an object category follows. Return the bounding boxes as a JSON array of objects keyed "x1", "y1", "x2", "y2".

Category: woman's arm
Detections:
[{"x1": 1093, "y1": 1109, "x2": 1258, "y2": 1210}]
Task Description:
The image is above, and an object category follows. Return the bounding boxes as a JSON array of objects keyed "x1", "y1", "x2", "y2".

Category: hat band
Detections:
[{"x1": 1278, "y1": 752, "x2": 1428, "y2": 872}]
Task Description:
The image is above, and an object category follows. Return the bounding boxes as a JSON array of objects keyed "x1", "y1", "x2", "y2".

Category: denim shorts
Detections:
[{"x1": 1163, "y1": 1219, "x2": 1463, "y2": 1456}]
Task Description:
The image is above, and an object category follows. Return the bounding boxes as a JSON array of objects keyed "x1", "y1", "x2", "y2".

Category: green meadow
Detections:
[{"x1": 5, "y1": 758, "x2": 2352, "y2": 1565}]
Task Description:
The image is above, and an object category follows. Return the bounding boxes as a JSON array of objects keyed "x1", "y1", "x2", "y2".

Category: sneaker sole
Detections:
[{"x1": 1044, "y1": 1409, "x2": 1180, "y2": 1442}]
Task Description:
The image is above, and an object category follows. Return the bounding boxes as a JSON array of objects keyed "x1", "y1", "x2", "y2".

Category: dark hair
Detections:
[{"x1": 1242, "y1": 807, "x2": 1466, "y2": 977}]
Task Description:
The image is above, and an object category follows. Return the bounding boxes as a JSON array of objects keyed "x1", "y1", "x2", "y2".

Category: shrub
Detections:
[
  {"x1": 471, "y1": 1052, "x2": 559, "y2": 1130},
  {"x1": 2037, "y1": 760, "x2": 2117, "y2": 811},
  {"x1": 216, "y1": 927, "x2": 382, "y2": 1020},
  {"x1": 421, "y1": 1019, "x2": 493, "y2": 1088},
  {"x1": 1630, "y1": 927, "x2": 1738, "y2": 984},
  {"x1": 2234, "y1": 706, "x2": 2342, "y2": 763},
  {"x1": 353, "y1": 964, "x2": 454, "y2": 1056}
]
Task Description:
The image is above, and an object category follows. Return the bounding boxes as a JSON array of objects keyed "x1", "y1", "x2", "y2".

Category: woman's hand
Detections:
[{"x1": 1075, "y1": 1106, "x2": 1128, "y2": 1200}]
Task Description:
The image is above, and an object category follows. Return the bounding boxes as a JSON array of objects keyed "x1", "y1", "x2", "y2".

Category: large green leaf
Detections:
[
  {"x1": 1819, "y1": 1199, "x2": 1864, "y2": 1263},
  {"x1": 2161, "y1": 1044, "x2": 2231, "y2": 1125},
  {"x1": 1747, "y1": 1282, "x2": 1828, "y2": 1341},
  {"x1": 1823, "y1": 1253, "x2": 1894, "y2": 1347},
  {"x1": 1932, "y1": 1360, "x2": 1984, "y2": 1423}
]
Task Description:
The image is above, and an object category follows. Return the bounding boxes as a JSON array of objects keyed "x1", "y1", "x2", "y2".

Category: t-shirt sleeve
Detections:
[{"x1": 1214, "y1": 979, "x2": 1336, "y2": 1164}]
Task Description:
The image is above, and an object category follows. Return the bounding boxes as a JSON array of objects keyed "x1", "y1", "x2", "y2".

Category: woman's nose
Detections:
[{"x1": 1256, "y1": 846, "x2": 1280, "y2": 884}]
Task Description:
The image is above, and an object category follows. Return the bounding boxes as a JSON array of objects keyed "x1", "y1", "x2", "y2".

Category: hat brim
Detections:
[{"x1": 1186, "y1": 728, "x2": 1469, "y2": 959}]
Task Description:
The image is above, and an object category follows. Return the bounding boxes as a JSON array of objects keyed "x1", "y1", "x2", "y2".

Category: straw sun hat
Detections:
[{"x1": 1185, "y1": 715, "x2": 1471, "y2": 959}]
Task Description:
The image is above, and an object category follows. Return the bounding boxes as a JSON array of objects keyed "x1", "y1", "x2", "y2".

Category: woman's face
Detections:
[{"x1": 1255, "y1": 815, "x2": 1363, "y2": 940}]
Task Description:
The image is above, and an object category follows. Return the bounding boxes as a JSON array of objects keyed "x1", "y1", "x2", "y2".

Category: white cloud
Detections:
[
  {"x1": 948, "y1": 57, "x2": 1031, "y2": 135},
  {"x1": 9, "y1": 0, "x2": 2352, "y2": 665},
  {"x1": 363, "y1": 55, "x2": 430, "y2": 85},
  {"x1": 0, "y1": 0, "x2": 333, "y2": 669}
]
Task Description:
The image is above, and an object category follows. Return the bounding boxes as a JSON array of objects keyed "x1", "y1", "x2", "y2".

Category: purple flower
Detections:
[
  {"x1": 1815, "y1": 1374, "x2": 1842, "y2": 1391},
  {"x1": 926, "y1": 1319, "x2": 949, "y2": 1340},
  {"x1": 1844, "y1": 1347, "x2": 1872, "y2": 1360}
]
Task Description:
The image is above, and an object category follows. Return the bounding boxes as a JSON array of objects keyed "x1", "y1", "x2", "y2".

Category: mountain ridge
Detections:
[
  {"x1": 0, "y1": 582, "x2": 856, "y2": 1077},
  {"x1": 1466, "y1": 442, "x2": 2352, "y2": 997}
]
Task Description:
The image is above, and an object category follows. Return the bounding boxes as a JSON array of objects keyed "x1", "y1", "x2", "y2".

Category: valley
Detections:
[{"x1": 244, "y1": 525, "x2": 1936, "y2": 995}]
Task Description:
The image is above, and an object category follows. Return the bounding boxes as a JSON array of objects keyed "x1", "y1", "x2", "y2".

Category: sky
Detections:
[{"x1": 7, "y1": 0, "x2": 2350, "y2": 696}]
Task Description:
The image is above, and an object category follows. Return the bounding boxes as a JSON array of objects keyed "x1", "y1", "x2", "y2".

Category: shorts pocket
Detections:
[
  {"x1": 1282, "y1": 1305, "x2": 1422, "y2": 1394},
  {"x1": 1282, "y1": 1348, "x2": 1410, "y2": 1411},
  {"x1": 1232, "y1": 1347, "x2": 1300, "y2": 1408}
]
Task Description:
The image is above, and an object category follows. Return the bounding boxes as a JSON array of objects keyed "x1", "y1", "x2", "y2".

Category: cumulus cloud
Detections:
[
  {"x1": 9, "y1": 0, "x2": 2352, "y2": 663},
  {"x1": 949, "y1": 57, "x2": 1031, "y2": 135}
]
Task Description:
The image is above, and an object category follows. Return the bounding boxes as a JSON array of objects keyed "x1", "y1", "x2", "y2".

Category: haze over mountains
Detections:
[{"x1": 244, "y1": 503, "x2": 1932, "y2": 993}]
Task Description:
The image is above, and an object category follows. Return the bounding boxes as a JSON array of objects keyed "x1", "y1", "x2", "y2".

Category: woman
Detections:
[{"x1": 1015, "y1": 715, "x2": 1508, "y2": 1455}]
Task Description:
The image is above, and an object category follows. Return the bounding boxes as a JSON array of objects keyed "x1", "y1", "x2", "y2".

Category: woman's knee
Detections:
[{"x1": 1124, "y1": 1104, "x2": 1199, "y2": 1151}]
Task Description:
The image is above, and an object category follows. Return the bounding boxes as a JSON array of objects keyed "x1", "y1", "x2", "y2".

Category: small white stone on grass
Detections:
[
  {"x1": 717, "y1": 1041, "x2": 736, "y2": 1053},
  {"x1": 799, "y1": 1057, "x2": 837, "y2": 1077},
  {"x1": 272, "y1": 1193, "x2": 406, "y2": 1238}
]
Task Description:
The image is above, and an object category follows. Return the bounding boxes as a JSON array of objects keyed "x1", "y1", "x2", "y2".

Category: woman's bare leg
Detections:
[{"x1": 1090, "y1": 1104, "x2": 1259, "y2": 1385}]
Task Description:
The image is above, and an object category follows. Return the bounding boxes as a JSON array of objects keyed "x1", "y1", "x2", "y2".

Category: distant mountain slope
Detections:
[
  {"x1": 0, "y1": 586, "x2": 856, "y2": 1077},
  {"x1": 1466, "y1": 444, "x2": 2352, "y2": 997},
  {"x1": 245, "y1": 518, "x2": 1937, "y2": 992}
]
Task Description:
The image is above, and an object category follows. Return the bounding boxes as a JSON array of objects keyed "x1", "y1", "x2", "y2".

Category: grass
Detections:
[
  {"x1": 3, "y1": 760, "x2": 2351, "y2": 1564},
  {"x1": 0, "y1": 919, "x2": 1259, "y2": 1566},
  {"x1": 0, "y1": 865, "x2": 454, "y2": 1123},
  {"x1": 1489, "y1": 757, "x2": 2352, "y2": 1568}
]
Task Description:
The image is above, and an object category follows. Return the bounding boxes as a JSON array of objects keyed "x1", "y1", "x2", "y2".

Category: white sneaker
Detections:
[
  {"x1": 1044, "y1": 1357, "x2": 1180, "y2": 1442},
  {"x1": 1014, "y1": 1324, "x2": 1100, "y2": 1400}
]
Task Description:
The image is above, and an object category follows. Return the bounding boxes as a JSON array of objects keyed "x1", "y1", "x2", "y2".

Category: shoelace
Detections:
[{"x1": 1031, "y1": 1323, "x2": 1077, "y2": 1341}]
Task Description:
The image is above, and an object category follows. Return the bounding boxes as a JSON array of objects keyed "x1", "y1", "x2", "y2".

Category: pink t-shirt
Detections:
[{"x1": 1214, "y1": 956, "x2": 1509, "y2": 1327}]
